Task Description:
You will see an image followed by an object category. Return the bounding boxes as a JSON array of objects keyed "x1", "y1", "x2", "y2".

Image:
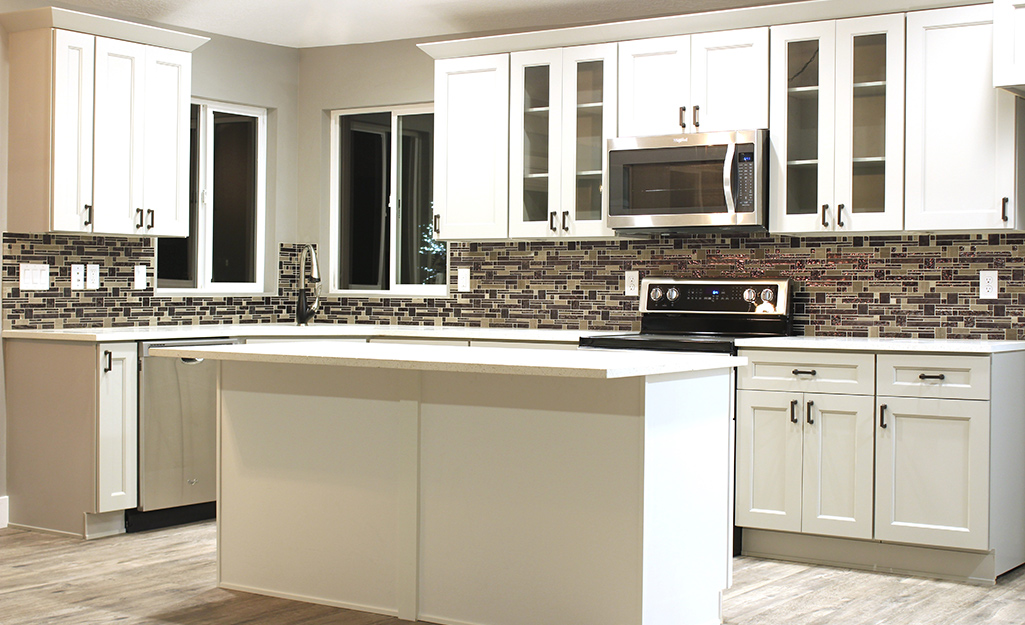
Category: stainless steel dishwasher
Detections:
[{"x1": 138, "y1": 338, "x2": 242, "y2": 512}]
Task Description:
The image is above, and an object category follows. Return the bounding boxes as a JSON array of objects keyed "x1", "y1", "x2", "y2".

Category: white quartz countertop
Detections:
[
  {"x1": 150, "y1": 340, "x2": 747, "y2": 379},
  {"x1": 735, "y1": 336, "x2": 1025, "y2": 354},
  {"x1": 1, "y1": 324, "x2": 605, "y2": 344}
]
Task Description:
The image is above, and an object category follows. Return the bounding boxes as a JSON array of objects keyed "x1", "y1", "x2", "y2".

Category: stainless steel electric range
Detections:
[{"x1": 579, "y1": 277, "x2": 795, "y2": 354}]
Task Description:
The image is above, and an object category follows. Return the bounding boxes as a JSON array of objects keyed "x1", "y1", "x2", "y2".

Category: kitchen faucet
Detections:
[{"x1": 297, "y1": 243, "x2": 321, "y2": 325}]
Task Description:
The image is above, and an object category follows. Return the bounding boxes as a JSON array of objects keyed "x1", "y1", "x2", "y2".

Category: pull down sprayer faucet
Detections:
[{"x1": 297, "y1": 243, "x2": 321, "y2": 325}]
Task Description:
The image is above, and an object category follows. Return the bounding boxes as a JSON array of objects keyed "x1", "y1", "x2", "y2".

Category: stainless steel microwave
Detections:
[{"x1": 606, "y1": 129, "x2": 768, "y2": 232}]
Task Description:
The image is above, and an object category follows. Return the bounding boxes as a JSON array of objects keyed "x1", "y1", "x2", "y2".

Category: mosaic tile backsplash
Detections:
[{"x1": 3, "y1": 231, "x2": 1025, "y2": 339}]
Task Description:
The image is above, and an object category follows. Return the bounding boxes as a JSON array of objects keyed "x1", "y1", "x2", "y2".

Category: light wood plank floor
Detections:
[{"x1": 2, "y1": 521, "x2": 1024, "y2": 624}]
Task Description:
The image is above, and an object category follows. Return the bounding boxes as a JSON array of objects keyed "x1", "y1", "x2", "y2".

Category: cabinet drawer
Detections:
[
  {"x1": 876, "y1": 354, "x2": 990, "y2": 400},
  {"x1": 738, "y1": 349, "x2": 875, "y2": 395}
]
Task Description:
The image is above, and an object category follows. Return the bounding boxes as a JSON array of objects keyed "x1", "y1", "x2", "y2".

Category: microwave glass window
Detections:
[
  {"x1": 785, "y1": 38, "x2": 820, "y2": 216},
  {"x1": 851, "y1": 33, "x2": 887, "y2": 214},
  {"x1": 626, "y1": 161, "x2": 728, "y2": 214},
  {"x1": 575, "y1": 60, "x2": 604, "y2": 223},
  {"x1": 523, "y1": 64, "x2": 551, "y2": 224}
]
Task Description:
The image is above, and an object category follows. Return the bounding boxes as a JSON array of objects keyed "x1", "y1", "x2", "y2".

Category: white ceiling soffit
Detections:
[{"x1": 1, "y1": 0, "x2": 800, "y2": 48}]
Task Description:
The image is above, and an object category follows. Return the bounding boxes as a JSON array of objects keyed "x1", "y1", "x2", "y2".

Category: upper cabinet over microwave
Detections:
[
  {"x1": 618, "y1": 28, "x2": 769, "y2": 138},
  {"x1": 1, "y1": 8, "x2": 206, "y2": 237}
]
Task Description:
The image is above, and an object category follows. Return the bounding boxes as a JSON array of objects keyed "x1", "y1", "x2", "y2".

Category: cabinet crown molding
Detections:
[{"x1": 0, "y1": 7, "x2": 208, "y2": 52}]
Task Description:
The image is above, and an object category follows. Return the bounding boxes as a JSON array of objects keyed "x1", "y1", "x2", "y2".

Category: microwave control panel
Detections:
[{"x1": 736, "y1": 147, "x2": 755, "y2": 213}]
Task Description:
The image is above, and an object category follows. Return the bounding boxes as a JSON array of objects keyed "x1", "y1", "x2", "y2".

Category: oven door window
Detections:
[{"x1": 609, "y1": 145, "x2": 739, "y2": 215}]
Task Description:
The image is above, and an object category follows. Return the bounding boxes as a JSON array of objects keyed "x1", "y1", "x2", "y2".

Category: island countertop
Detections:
[{"x1": 150, "y1": 340, "x2": 747, "y2": 379}]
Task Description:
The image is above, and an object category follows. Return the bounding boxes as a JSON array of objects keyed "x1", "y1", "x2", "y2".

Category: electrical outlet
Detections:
[
  {"x1": 625, "y1": 270, "x2": 640, "y2": 296},
  {"x1": 980, "y1": 270, "x2": 998, "y2": 300},
  {"x1": 134, "y1": 265, "x2": 147, "y2": 290},
  {"x1": 86, "y1": 264, "x2": 100, "y2": 290},
  {"x1": 457, "y1": 267, "x2": 470, "y2": 292}
]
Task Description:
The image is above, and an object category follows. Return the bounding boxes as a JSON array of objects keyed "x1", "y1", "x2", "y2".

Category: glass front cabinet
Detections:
[
  {"x1": 769, "y1": 15, "x2": 905, "y2": 233},
  {"x1": 509, "y1": 44, "x2": 617, "y2": 238}
]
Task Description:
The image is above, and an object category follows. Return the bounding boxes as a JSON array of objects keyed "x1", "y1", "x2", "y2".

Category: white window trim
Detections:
[
  {"x1": 157, "y1": 99, "x2": 269, "y2": 296},
  {"x1": 328, "y1": 103, "x2": 448, "y2": 297}
]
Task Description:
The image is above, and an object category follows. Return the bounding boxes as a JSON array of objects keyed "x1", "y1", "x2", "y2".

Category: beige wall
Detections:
[
  {"x1": 296, "y1": 38, "x2": 435, "y2": 254},
  {"x1": 0, "y1": 21, "x2": 8, "y2": 499}
]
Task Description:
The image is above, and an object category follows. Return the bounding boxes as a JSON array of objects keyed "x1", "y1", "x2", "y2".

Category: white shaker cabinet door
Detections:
[
  {"x1": 993, "y1": 0, "x2": 1025, "y2": 93},
  {"x1": 618, "y1": 35, "x2": 690, "y2": 137},
  {"x1": 93, "y1": 37, "x2": 147, "y2": 236},
  {"x1": 875, "y1": 396, "x2": 990, "y2": 551},
  {"x1": 905, "y1": 4, "x2": 1019, "y2": 230},
  {"x1": 434, "y1": 54, "x2": 510, "y2": 240},
  {"x1": 52, "y1": 30, "x2": 96, "y2": 233},
  {"x1": 735, "y1": 390, "x2": 804, "y2": 533},
  {"x1": 143, "y1": 45, "x2": 191, "y2": 237},
  {"x1": 690, "y1": 28, "x2": 769, "y2": 133},
  {"x1": 96, "y1": 343, "x2": 139, "y2": 514}
]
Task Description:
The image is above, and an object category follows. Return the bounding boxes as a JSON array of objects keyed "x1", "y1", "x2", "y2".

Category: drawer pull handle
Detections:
[
  {"x1": 792, "y1": 369, "x2": 817, "y2": 376},
  {"x1": 790, "y1": 399, "x2": 799, "y2": 424},
  {"x1": 918, "y1": 373, "x2": 946, "y2": 381},
  {"x1": 879, "y1": 404, "x2": 888, "y2": 429},
  {"x1": 806, "y1": 400, "x2": 815, "y2": 425}
]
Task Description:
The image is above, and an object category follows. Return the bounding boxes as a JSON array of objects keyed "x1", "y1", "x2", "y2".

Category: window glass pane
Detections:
[
  {"x1": 338, "y1": 112, "x2": 391, "y2": 290},
  {"x1": 397, "y1": 113, "x2": 445, "y2": 286},
  {"x1": 156, "y1": 104, "x2": 200, "y2": 287},
  {"x1": 211, "y1": 111, "x2": 258, "y2": 283}
]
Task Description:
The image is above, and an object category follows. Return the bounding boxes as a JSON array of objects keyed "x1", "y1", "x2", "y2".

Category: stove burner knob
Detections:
[
  {"x1": 743, "y1": 288, "x2": 756, "y2": 303},
  {"x1": 649, "y1": 287, "x2": 664, "y2": 301},
  {"x1": 666, "y1": 287, "x2": 680, "y2": 302},
  {"x1": 761, "y1": 288, "x2": 775, "y2": 302}
]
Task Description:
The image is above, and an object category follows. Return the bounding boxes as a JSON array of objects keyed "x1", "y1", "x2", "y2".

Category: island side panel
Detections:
[
  {"x1": 641, "y1": 370, "x2": 732, "y2": 625},
  {"x1": 216, "y1": 361, "x2": 420, "y2": 617},
  {"x1": 418, "y1": 371, "x2": 646, "y2": 625}
]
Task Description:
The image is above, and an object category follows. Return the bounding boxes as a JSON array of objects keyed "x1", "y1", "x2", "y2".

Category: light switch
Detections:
[
  {"x1": 19, "y1": 263, "x2": 49, "y2": 291},
  {"x1": 457, "y1": 267, "x2": 470, "y2": 292},
  {"x1": 134, "y1": 265, "x2": 147, "y2": 290},
  {"x1": 86, "y1": 264, "x2": 100, "y2": 290},
  {"x1": 71, "y1": 264, "x2": 85, "y2": 290}
]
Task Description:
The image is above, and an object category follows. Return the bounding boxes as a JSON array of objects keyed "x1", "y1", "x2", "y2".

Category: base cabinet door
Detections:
[
  {"x1": 875, "y1": 396, "x2": 990, "y2": 551},
  {"x1": 96, "y1": 343, "x2": 139, "y2": 513},
  {"x1": 736, "y1": 390, "x2": 804, "y2": 533}
]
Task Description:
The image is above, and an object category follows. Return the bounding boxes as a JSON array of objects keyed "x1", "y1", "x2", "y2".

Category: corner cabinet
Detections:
[
  {"x1": 433, "y1": 54, "x2": 511, "y2": 240},
  {"x1": 769, "y1": 15, "x2": 905, "y2": 234},
  {"x1": 509, "y1": 44, "x2": 617, "y2": 238},
  {"x1": 7, "y1": 24, "x2": 192, "y2": 237},
  {"x1": 737, "y1": 346, "x2": 1025, "y2": 583},
  {"x1": 993, "y1": 0, "x2": 1025, "y2": 95},
  {"x1": 618, "y1": 28, "x2": 768, "y2": 137},
  {"x1": 4, "y1": 339, "x2": 139, "y2": 538},
  {"x1": 905, "y1": 4, "x2": 1023, "y2": 230}
]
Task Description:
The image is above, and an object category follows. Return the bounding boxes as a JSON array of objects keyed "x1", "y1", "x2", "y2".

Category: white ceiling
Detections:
[{"x1": 0, "y1": 0, "x2": 797, "y2": 48}]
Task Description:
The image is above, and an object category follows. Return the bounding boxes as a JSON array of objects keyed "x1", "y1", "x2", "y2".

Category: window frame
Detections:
[
  {"x1": 328, "y1": 103, "x2": 448, "y2": 297},
  {"x1": 156, "y1": 99, "x2": 269, "y2": 295}
]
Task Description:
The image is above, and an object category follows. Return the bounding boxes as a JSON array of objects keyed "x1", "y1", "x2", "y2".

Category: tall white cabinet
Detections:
[
  {"x1": 770, "y1": 15, "x2": 905, "y2": 234},
  {"x1": 2, "y1": 9, "x2": 202, "y2": 237},
  {"x1": 905, "y1": 4, "x2": 1023, "y2": 230},
  {"x1": 618, "y1": 28, "x2": 769, "y2": 137}
]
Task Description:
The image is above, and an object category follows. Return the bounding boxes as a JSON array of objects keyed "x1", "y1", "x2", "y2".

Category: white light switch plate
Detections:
[
  {"x1": 86, "y1": 264, "x2": 100, "y2": 290},
  {"x1": 457, "y1": 267, "x2": 470, "y2": 292},
  {"x1": 134, "y1": 265, "x2": 147, "y2": 290},
  {"x1": 19, "y1": 263, "x2": 49, "y2": 291},
  {"x1": 71, "y1": 264, "x2": 85, "y2": 290}
]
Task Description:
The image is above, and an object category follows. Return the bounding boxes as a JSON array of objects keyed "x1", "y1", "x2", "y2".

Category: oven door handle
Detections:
[{"x1": 722, "y1": 137, "x2": 736, "y2": 214}]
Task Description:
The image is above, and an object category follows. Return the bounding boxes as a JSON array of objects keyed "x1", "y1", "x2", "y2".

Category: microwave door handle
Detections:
[{"x1": 723, "y1": 140, "x2": 736, "y2": 214}]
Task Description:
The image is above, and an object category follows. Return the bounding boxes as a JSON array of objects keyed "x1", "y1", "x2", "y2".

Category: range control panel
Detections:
[{"x1": 640, "y1": 278, "x2": 790, "y2": 315}]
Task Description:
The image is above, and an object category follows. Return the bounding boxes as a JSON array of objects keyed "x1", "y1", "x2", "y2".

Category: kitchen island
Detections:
[{"x1": 151, "y1": 340, "x2": 745, "y2": 625}]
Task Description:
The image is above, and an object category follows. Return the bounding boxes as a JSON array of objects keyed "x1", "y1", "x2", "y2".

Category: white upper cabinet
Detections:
[
  {"x1": 906, "y1": 4, "x2": 1021, "y2": 231},
  {"x1": 6, "y1": 23, "x2": 195, "y2": 237},
  {"x1": 434, "y1": 54, "x2": 510, "y2": 240},
  {"x1": 618, "y1": 28, "x2": 768, "y2": 137},
  {"x1": 509, "y1": 43, "x2": 617, "y2": 238},
  {"x1": 770, "y1": 15, "x2": 904, "y2": 234},
  {"x1": 994, "y1": 0, "x2": 1025, "y2": 95}
]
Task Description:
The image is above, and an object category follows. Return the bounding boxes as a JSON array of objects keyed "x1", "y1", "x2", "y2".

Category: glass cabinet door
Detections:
[
  {"x1": 561, "y1": 43, "x2": 617, "y2": 238},
  {"x1": 769, "y1": 22, "x2": 835, "y2": 233},
  {"x1": 509, "y1": 49, "x2": 562, "y2": 238},
  {"x1": 834, "y1": 14, "x2": 905, "y2": 231}
]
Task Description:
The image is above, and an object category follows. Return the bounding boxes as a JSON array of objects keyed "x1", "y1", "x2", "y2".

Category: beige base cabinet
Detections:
[
  {"x1": 738, "y1": 347, "x2": 1025, "y2": 582},
  {"x1": 5, "y1": 340, "x2": 138, "y2": 538}
]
